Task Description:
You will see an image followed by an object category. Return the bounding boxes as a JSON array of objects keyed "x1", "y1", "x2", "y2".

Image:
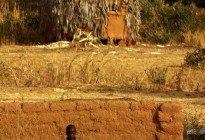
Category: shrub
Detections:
[
  {"x1": 145, "y1": 66, "x2": 168, "y2": 89},
  {"x1": 182, "y1": 30, "x2": 205, "y2": 47},
  {"x1": 139, "y1": 0, "x2": 204, "y2": 44},
  {"x1": 0, "y1": 1, "x2": 42, "y2": 45},
  {"x1": 184, "y1": 111, "x2": 205, "y2": 140},
  {"x1": 184, "y1": 47, "x2": 205, "y2": 68}
]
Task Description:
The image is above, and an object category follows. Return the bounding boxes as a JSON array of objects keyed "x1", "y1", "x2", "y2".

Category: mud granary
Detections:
[{"x1": 41, "y1": 0, "x2": 141, "y2": 45}]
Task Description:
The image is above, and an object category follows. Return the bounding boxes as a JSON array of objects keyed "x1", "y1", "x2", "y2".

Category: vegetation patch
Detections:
[
  {"x1": 185, "y1": 47, "x2": 205, "y2": 68},
  {"x1": 1, "y1": 0, "x2": 205, "y2": 45},
  {"x1": 145, "y1": 66, "x2": 168, "y2": 90},
  {"x1": 139, "y1": 0, "x2": 205, "y2": 44},
  {"x1": 184, "y1": 111, "x2": 205, "y2": 140}
]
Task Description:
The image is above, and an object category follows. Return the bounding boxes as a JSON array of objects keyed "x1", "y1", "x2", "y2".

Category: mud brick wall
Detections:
[{"x1": 0, "y1": 99, "x2": 184, "y2": 140}]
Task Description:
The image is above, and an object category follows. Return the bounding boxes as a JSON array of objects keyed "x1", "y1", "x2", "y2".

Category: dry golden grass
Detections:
[
  {"x1": 12, "y1": 2, "x2": 20, "y2": 22},
  {"x1": 0, "y1": 44, "x2": 204, "y2": 91},
  {"x1": 184, "y1": 108, "x2": 205, "y2": 139},
  {"x1": 182, "y1": 30, "x2": 205, "y2": 48}
]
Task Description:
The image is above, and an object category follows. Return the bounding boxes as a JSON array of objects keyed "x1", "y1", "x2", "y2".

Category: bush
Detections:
[
  {"x1": 182, "y1": 30, "x2": 205, "y2": 47},
  {"x1": 0, "y1": 1, "x2": 42, "y2": 45},
  {"x1": 145, "y1": 66, "x2": 168, "y2": 89},
  {"x1": 184, "y1": 111, "x2": 205, "y2": 140},
  {"x1": 139, "y1": 0, "x2": 205, "y2": 44},
  {"x1": 185, "y1": 47, "x2": 205, "y2": 68}
]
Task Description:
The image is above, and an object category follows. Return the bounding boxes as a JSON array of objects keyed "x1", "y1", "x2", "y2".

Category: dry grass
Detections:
[
  {"x1": 0, "y1": 45, "x2": 205, "y2": 92},
  {"x1": 2, "y1": 51, "x2": 141, "y2": 88},
  {"x1": 182, "y1": 30, "x2": 205, "y2": 48},
  {"x1": 184, "y1": 110, "x2": 205, "y2": 140},
  {"x1": 145, "y1": 66, "x2": 168, "y2": 90}
]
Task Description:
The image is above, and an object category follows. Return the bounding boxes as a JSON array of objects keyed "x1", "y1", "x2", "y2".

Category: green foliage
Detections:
[
  {"x1": 139, "y1": 0, "x2": 204, "y2": 44},
  {"x1": 0, "y1": 1, "x2": 42, "y2": 45},
  {"x1": 24, "y1": 14, "x2": 40, "y2": 29},
  {"x1": 184, "y1": 47, "x2": 205, "y2": 68}
]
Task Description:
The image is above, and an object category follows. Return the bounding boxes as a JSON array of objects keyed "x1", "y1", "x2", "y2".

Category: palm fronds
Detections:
[{"x1": 40, "y1": 0, "x2": 141, "y2": 41}]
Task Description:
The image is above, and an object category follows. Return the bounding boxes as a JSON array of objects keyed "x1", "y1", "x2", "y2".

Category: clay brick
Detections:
[
  {"x1": 160, "y1": 102, "x2": 182, "y2": 113},
  {"x1": 64, "y1": 111, "x2": 91, "y2": 123},
  {"x1": 94, "y1": 111, "x2": 118, "y2": 122},
  {"x1": 104, "y1": 122, "x2": 120, "y2": 132},
  {"x1": 114, "y1": 122, "x2": 136, "y2": 134},
  {"x1": 40, "y1": 134, "x2": 61, "y2": 140},
  {"x1": 160, "y1": 122, "x2": 183, "y2": 135},
  {"x1": 104, "y1": 100, "x2": 131, "y2": 111},
  {"x1": 76, "y1": 100, "x2": 100, "y2": 111},
  {"x1": 3, "y1": 112, "x2": 39, "y2": 125},
  {"x1": 156, "y1": 133, "x2": 183, "y2": 140},
  {"x1": 0, "y1": 103, "x2": 5, "y2": 112},
  {"x1": 37, "y1": 124, "x2": 59, "y2": 135},
  {"x1": 119, "y1": 134, "x2": 154, "y2": 140},
  {"x1": 76, "y1": 123, "x2": 97, "y2": 133},
  {"x1": 156, "y1": 133, "x2": 170, "y2": 140},
  {"x1": 170, "y1": 135, "x2": 183, "y2": 140},
  {"x1": 80, "y1": 133, "x2": 119, "y2": 140},
  {"x1": 130, "y1": 101, "x2": 140, "y2": 110},
  {"x1": 145, "y1": 123, "x2": 157, "y2": 133},
  {"x1": 103, "y1": 122, "x2": 136, "y2": 134},
  {"x1": 22, "y1": 102, "x2": 49, "y2": 112},
  {"x1": 88, "y1": 123, "x2": 107, "y2": 133},
  {"x1": 117, "y1": 111, "x2": 132, "y2": 123},
  {"x1": 158, "y1": 111, "x2": 184, "y2": 123},
  {"x1": 38, "y1": 112, "x2": 63, "y2": 123},
  {"x1": 139, "y1": 101, "x2": 159, "y2": 110},
  {"x1": 119, "y1": 134, "x2": 144, "y2": 140},
  {"x1": 5, "y1": 103, "x2": 21, "y2": 112},
  {"x1": 173, "y1": 113, "x2": 184, "y2": 122},
  {"x1": 158, "y1": 111, "x2": 173, "y2": 122},
  {"x1": 0, "y1": 100, "x2": 184, "y2": 140},
  {"x1": 132, "y1": 110, "x2": 153, "y2": 124},
  {"x1": 89, "y1": 134, "x2": 113, "y2": 140},
  {"x1": 24, "y1": 113, "x2": 39, "y2": 124},
  {"x1": 0, "y1": 114, "x2": 16, "y2": 124},
  {"x1": 50, "y1": 101, "x2": 76, "y2": 111},
  {"x1": 133, "y1": 124, "x2": 146, "y2": 132}
]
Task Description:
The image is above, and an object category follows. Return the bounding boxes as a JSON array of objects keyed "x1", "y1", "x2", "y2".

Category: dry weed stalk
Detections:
[
  {"x1": 175, "y1": 67, "x2": 184, "y2": 91},
  {"x1": 145, "y1": 66, "x2": 168, "y2": 90},
  {"x1": 13, "y1": 2, "x2": 20, "y2": 22}
]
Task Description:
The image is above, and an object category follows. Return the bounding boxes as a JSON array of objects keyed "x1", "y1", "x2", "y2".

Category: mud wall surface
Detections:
[{"x1": 0, "y1": 99, "x2": 184, "y2": 140}]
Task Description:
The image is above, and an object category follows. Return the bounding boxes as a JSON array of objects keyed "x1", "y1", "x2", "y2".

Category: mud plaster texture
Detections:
[{"x1": 0, "y1": 99, "x2": 184, "y2": 140}]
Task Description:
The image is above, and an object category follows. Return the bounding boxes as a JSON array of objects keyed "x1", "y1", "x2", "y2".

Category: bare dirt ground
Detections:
[{"x1": 0, "y1": 44, "x2": 204, "y2": 124}]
